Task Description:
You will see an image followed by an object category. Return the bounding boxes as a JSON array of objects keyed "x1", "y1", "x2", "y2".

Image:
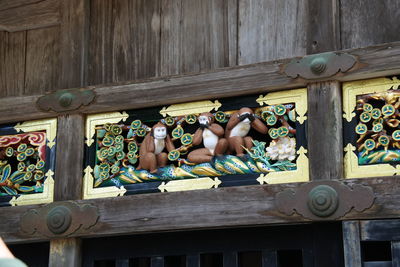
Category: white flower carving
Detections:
[{"x1": 266, "y1": 137, "x2": 296, "y2": 161}]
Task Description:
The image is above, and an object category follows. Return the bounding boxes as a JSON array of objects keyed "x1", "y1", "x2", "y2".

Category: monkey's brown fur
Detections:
[
  {"x1": 137, "y1": 122, "x2": 175, "y2": 173},
  {"x1": 225, "y1": 107, "x2": 268, "y2": 156},
  {"x1": 187, "y1": 112, "x2": 228, "y2": 164}
]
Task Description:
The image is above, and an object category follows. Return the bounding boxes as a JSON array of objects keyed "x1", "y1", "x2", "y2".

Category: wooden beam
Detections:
[
  {"x1": 307, "y1": 81, "x2": 343, "y2": 180},
  {"x1": 342, "y1": 221, "x2": 362, "y2": 267},
  {"x1": 3, "y1": 176, "x2": 400, "y2": 244},
  {"x1": 0, "y1": 0, "x2": 60, "y2": 32},
  {"x1": 0, "y1": 41, "x2": 398, "y2": 124}
]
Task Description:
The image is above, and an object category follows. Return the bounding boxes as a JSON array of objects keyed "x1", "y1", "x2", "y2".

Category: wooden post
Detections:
[
  {"x1": 307, "y1": 81, "x2": 343, "y2": 180},
  {"x1": 49, "y1": 238, "x2": 82, "y2": 267},
  {"x1": 342, "y1": 221, "x2": 362, "y2": 267}
]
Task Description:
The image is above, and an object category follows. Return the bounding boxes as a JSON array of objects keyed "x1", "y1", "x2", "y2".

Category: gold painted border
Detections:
[
  {"x1": 10, "y1": 118, "x2": 57, "y2": 206},
  {"x1": 83, "y1": 112, "x2": 129, "y2": 199},
  {"x1": 158, "y1": 177, "x2": 221, "y2": 192},
  {"x1": 343, "y1": 77, "x2": 400, "y2": 178},
  {"x1": 256, "y1": 88, "x2": 309, "y2": 184},
  {"x1": 160, "y1": 100, "x2": 222, "y2": 117}
]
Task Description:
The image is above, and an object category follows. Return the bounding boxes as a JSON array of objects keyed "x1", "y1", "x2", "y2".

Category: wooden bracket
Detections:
[
  {"x1": 276, "y1": 180, "x2": 374, "y2": 220},
  {"x1": 37, "y1": 88, "x2": 95, "y2": 113},
  {"x1": 20, "y1": 201, "x2": 99, "y2": 238},
  {"x1": 284, "y1": 52, "x2": 357, "y2": 79}
]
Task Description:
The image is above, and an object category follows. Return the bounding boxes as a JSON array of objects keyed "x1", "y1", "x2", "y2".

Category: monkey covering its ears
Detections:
[
  {"x1": 137, "y1": 122, "x2": 175, "y2": 173},
  {"x1": 187, "y1": 112, "x2": 228, "y2": 164},
  {"x1": 225, "y1": 107, "x2": 268, "y2": 157}
]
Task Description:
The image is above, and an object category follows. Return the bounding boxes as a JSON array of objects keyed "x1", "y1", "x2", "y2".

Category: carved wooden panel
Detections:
[
  {"x1": 83, "y1": 89, "x2": 308, "y2": 199},
  {"x1": 343, "y1": 76, "x2": 400, "y2": 178},
  {"x1": 0, "y1": 118, "x2": 56, "y2": 206}
]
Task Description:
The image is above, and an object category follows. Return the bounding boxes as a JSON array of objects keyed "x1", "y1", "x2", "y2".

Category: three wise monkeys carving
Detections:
[{"x1": 138, "y1": 108, "x2": 270, "y2": 173}]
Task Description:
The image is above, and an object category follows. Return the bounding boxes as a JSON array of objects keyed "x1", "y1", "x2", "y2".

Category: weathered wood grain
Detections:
[
  {"x1": 24, "y1": 26, "x2": 60, "y2": 95},
  {"x1": 0, "y1": 31, "x2": 26, "y2": 97},
  {"x1": 392, "y1": 241, "x2": 400, "y2": 267},
  {"x1": 238, "y1": 0, "x2": 308, "y2": 64},
  {"x1": 340, "y1": 0, "x2": 400, "y2": 49},
  {"x1": 88, "y1": 0, "x2": 160, "y2": 85},
  {"x1": 307, "y1": 0, "x2": 340, "y2": 54},
  {"x1": 360, "y1": 220, "x2": 400, "y2": 241},
  {"x1": 49, "y1": 238, "x2": 82, "y2": 267},
  {"x1": 307, "y1": 81, "x2": 343, "y2": 180},
  {"x1": 0, "y1": 41, "x2": 399, "y2": 124},
  {"x1": 160, "y1": 0, "x2": 236, "y2": 76},
  {"x1": 3, "y1": 176, "x2": 400, "y2": 244},
  {"x1": 0, "y1": 0, "x2": 60, "y2": 32},
  {"x1": 54, "y1": 114, "x2": 85, "y2": 201},
  {"x1": 87, "y1": 0, "x2": 113, "y2": 85},
  {"x1": 342, "y1": 221, "x2": 362, "y2": 267},
  {"x1": 59, "y1": 0, "x2": 88, "y2": 88}
]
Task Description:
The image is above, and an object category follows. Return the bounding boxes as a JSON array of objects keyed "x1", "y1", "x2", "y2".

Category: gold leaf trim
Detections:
[
  {"x1": 257, "y1": 88, "x2": 308, "y2": 124},
  {"x1": 85, "y1": 112, "x2": 129, "y2": 146},
  {"x1": 10, "y1": 170, "x2": 54, "y2": 206},
  {"x1": 343, "y1": 143, "x2": 398, "y2": 178},
  {"x1": 343, "y1": 77, "x2": 400, "y2": 122},
  {"x1": 160, "y1": 100, "x2": 222, "y2": 117},
  {"x1": 14, "y1": 118, "x2": 57, "y2": 149},
  {"x1": 158, "y1": 177, "x2": 221, "y2": 192},
  {"x1": 256, "y1": 147, "x2": 309, "y2": 184},
  {"x1": 83, "y1": 166, "x2": 126, "y2": 199}
]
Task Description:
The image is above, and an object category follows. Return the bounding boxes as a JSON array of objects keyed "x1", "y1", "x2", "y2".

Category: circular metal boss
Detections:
[
  {"x1": 307, "y1": 185, "x2": 339, "y2": 217},
  {"x1": 59, "y1": 92, "x2": 74, "y2": 107},
  {"x1": 310, "y1": 57, "x2": 327, "y2": 75},
  {"x1": 46, "y1": 206, "x2": 72, "y2": 234}
]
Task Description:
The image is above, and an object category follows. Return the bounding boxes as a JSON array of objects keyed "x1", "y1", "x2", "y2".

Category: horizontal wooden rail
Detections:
[
  {"x1": 0, "y1": 41, "x2": 400, "y2": 124},
  {"x1": 2, "y1": 176, "x2": 400, "y2": 244}
]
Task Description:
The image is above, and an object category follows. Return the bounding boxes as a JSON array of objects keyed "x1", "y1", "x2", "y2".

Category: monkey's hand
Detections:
[
  {"x1": 247, "y1": 113, "x2": 255, "y2": 122},
  {"x1": 238, "y1": 114, "x2": 247, "y2": 121},
  {"x1": 199, "y1": 123, "x2": 209, "y2": 129}
]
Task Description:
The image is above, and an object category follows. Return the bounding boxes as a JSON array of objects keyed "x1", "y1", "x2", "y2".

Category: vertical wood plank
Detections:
[
  {"x1": 0, "y1": 31, "x2": 26, "y2": 97},
  {"x1": 343, "y1": 221, "x2": 362, "y2": 267},
  {"x1": 87, "y1": 0, "x2": 113, "y2": 85},
  {"x1": 392, "y1": 241, "x2": 400, "y2": 267},
  {"x1": 151, "y1": 256, "x2": 164, "y2": 267},
  {"x1": 302, "y1": 249, "x2": 314, "y2": 267},
  {"x1": 160, "y1": 0, "x2": 236, "y2": 76},
  {"x1": 262, "y1": 250, "x2": 277, "y2": 267},
  {"x1": 112, "y1": 0, "x2": 160, "y2": 82},
  {"x1": 238, "y1": 0, "x2": 308, "y2": 65},
  {"x1": 306, "y1": 0, "x2": 340, "y2": 54},
  {"x1": 186, "y1": 254, "x2": 200, "y2": 267},
  {"x1": 60, "y1": 0, "x2": 89, "y2": 88},
  {"x1": 340, "y1": 0, "x2": 400, "y2": 49},
  {"x1": 24, "y1": 26, "x2": 61, "y2": 95},
  {"x1": 223, "y1": 252, "x2": 238, "y2": 267},
  {"x1": 307, "y1": 81, "x2": 343, "y2": 180},
  {"x1": 49, "y1": 238, "x2": 82, "y2": 267},
  {"x1": 54, "y1": 114, "x2": 85, "y2": 201}
]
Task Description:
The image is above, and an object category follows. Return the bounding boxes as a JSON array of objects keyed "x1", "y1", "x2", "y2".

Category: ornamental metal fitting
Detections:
[
  {"x1": 276, "y1": 180, "x2": 374, "y2": 220},
  {"x1": 284, "y1": 52, "x2": 357, "y2": 79},
  {"x1": 37, "y1": 88, "x2": 95, "y2": 112},
  {"x1": 20, "y1": 201, "x2": 99, "y2": 237}
]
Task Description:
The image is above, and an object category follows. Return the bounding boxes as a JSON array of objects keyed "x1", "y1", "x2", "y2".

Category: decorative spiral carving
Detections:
[
  {"x1": 310, "y1": 57, "x2": 327, "y2": 75},
  {"x1": 307, "y1": 185, "x2": 338, "y2": 217},
  {"x1": 46, "y1": 206, "x2": 72, "y2": 234}
]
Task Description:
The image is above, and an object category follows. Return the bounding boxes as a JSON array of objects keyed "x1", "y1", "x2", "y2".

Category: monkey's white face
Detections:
[
  {"x1": 198, "y1": 116, "x2": 209, "y2": 125},
  {"x1": 153, "y1": 127, "x2": 167, "y2": 139}
]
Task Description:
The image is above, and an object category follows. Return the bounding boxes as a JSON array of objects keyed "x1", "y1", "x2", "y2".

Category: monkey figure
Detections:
[
  {"x1": 187, "y1": 112, "x2": 228, "y2": 164},
  {"x1": 137, "y1": 122, "x2": 175, "y2": 173},
  {"x1": 225, "y1": 107, "x2": 268, "y2": 157}
]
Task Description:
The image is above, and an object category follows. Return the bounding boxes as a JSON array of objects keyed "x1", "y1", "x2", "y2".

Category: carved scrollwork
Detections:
[
  {"x1": 276, "y1": 181, "x2": 374, "y2": 220},
  {"x1": 20, "y1": 201, "x2": 99, "y2": 237}
]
